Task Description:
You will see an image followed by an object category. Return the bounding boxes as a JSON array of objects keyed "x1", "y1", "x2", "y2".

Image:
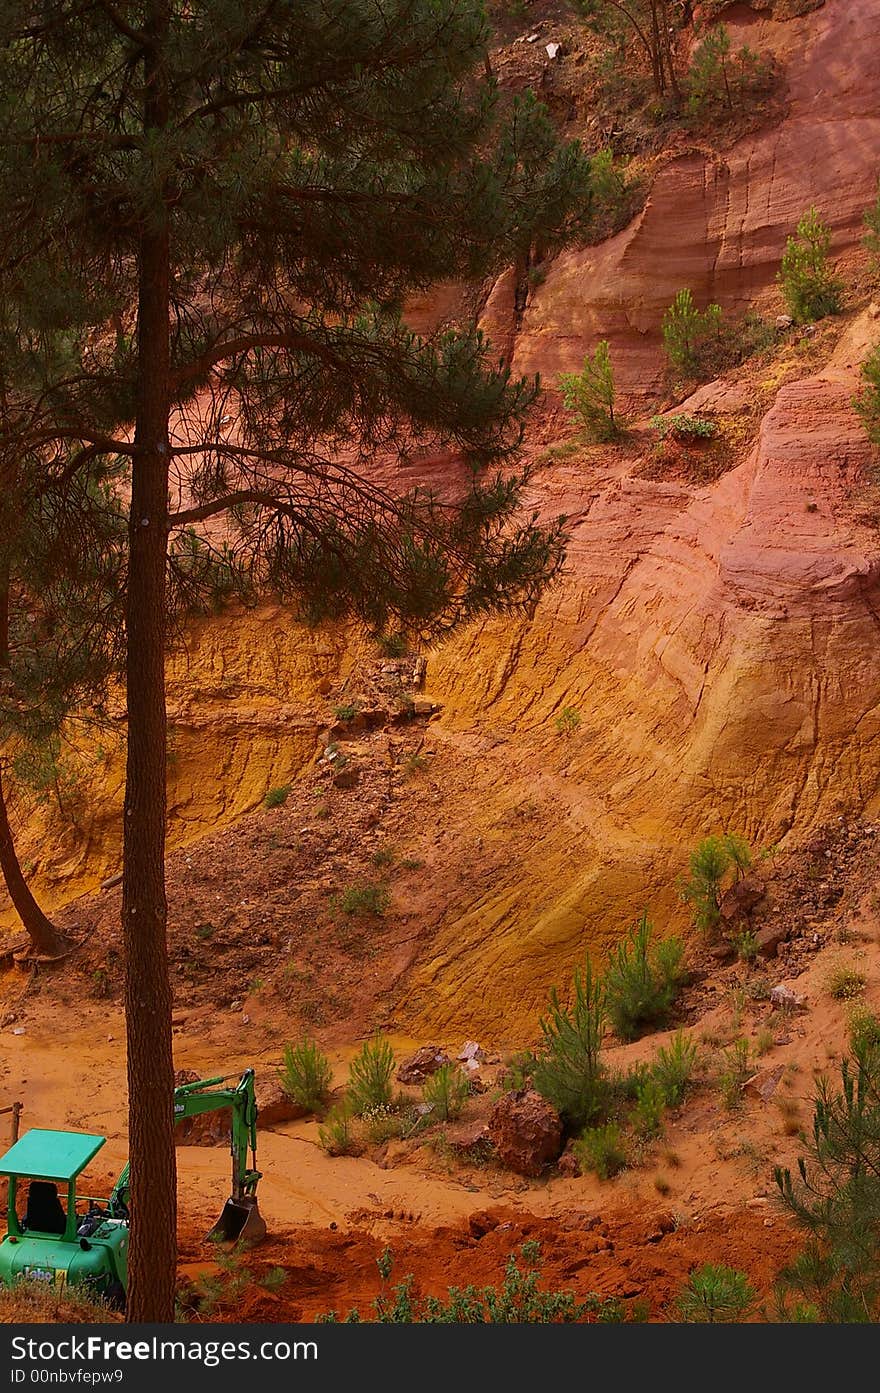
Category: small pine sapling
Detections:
[{"x1": 558, "y1": 340, "x2": 623, "y2": 442}]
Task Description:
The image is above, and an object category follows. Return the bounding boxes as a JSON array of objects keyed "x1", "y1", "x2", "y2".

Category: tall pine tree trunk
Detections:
[
  {"x1": 123, "y1": 0, "x2": 176, "y2": 1323},
  {"x1": 0, "y1": 567, "x2": 72, "y2": 959}
]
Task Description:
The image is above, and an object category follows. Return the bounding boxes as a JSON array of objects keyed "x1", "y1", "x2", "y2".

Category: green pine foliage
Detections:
[
  {"x1": 662, "y1": 290, "x2": 723, "y2": 374},
  {"x1": 558, "y1": 340, "x2": 622, "y2": 442},
  {"x1": 652, "y1": 1030, "x2": 698, "y2": 1106},
  {"x1": 675, "y1": 1264, "x2": 756, "y2": 1322},
  {"x1": 574, "y1": 1123, "x2": 628, "y2": 1180},
  {"x1": 775, "y1": 1040, "x2": 880, "y2": 1321},
  {"x1": 422, "y1": 1063, "x2": 469, "y2": 1122},
  {"x1": 686, "y1": 26, "x2": 770, "y2": 118},
  {"x1": 863, "y1": 181, "x2": 880, "y2": 269},
  {"x1": 278, "y1": 1038, "x2": 333, "y2": 1114},
  {"x1": 778, "y1": 207, "x2": 843, "y2": 323},
  {"x1": 679, "y1": 832, "x2": 751, "y2": 936},
  {"x1": 532, "y1": 958, "x2": 608, "y2": 1130},
  {"x1": 604, "y1": 913, "x2": 686, "y2": 1041},
  {"x1": 0, "y1": 0, "x2": 594, "y2": 1321},
  {"x1": 347, "y1": 1036, "x2": 396, "y2": 1116},
  {"x1": 854, "y1": 344, "x2": 880, "y2": 447}
]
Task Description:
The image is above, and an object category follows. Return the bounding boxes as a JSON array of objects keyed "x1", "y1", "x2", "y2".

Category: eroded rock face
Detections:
[
  {"x1": 501, "y1": 0, "x2": 880, "y2": 393},
  {"x1": 488, "y1": 1089, "x2": 563, "y2": 1176}
]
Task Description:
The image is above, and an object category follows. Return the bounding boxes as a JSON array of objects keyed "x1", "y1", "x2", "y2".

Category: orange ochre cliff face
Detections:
[{"x1": 4, "y1": 0, "x2": 880, "y2": 1040}]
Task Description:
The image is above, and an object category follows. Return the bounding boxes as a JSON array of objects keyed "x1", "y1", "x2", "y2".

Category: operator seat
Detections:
[{"x1": 23, "y1": 1181, "x2": 67, "y2": 1235}]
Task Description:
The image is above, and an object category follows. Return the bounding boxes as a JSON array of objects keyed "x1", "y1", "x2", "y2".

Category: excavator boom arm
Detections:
[{"x1": 109, "y1": 1070, "x2": 265, "y2": 1243}]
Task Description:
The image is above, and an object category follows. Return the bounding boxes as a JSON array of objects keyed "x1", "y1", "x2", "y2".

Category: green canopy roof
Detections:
[{"x1": 0, "y1": 1128, "x2": 105, "y2": 1182}]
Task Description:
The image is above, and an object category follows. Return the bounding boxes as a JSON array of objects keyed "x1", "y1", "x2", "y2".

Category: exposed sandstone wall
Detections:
[{"x1": 508, "y1": 0, "x2": 880, "y2": 392}]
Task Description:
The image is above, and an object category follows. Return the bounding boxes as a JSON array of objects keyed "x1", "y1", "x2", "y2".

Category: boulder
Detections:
[
  {"x1": 488, "y1": 1089, "x2": 563, "y2": 1177},
  {"x1": 770, "y1": 984, "x2": 808, "y2": 1011},
  {"x1": 458, "y1": 1040, "x2": 488, "y2": 1064},
  {"x1": 256, "y1": 1078, "x2": 308, "y2": 1128},
  {"x1": 396, "y1": 1045, "x2": 449, "y2": 1084},
  {"x1": 755, "y1": 921, "x2": 788, "y2": 959}
]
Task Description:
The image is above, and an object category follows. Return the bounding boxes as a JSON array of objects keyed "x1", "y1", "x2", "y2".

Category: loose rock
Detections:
[{"x1": 488, "y1": 1089, "x2": 563, "y2": 1177}]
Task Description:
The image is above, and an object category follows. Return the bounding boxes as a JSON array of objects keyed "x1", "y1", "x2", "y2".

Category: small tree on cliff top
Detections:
[{"x1": 0, "y1": 0, "x2": 592, "y2": 1320}]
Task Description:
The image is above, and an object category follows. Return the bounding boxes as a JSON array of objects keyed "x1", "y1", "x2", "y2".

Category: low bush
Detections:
[
  {"x1": 650, "y1": 413, "x2": 717, "y2": 441},
  {"x1": 864, "y1": 181, "x2": 880, "y2": 269},
  {"x1": 337, "y1": 882, "x2": 391, "y2": 918},
  {"x1": 423, "y1": 1063, "x2": 469, "y2": 1122},
  {"x1": 318, "y1": 1104, "x2": 360, "y2": 1156},
  {"x1": 848, "y1": 1005, "x2": 880, "y2": 1056},
  {"x1": 604, "y1": 913, "x2": 685, "y2": 1041},
  {"x1": 826, "y1": 964, "x2": 866, "y2": 1001},
  {"x1": 348, "y1": 1036, "x2": 396, "y2": 1115},
  {"x1": 554, "y1": 705, "x2": 582, "y2": 736},
  {"x1": 319, "y1": 1242, "x2": 642, "y2": 1323},
  {"x1": 675, "y1": 1263, "x2": 756, "y2": 1322},
  {"x1": 575, "y1": 1123, "x2": 628, "y2": 1180},
  {"x1": 362, "y1": 1104, "x2": 404, "y2": 1145},
  {"x1": 652, "y1": 1030, "x2": 698, "y2": 1106},
  {"x1": 679, "y1": 832, "x2": 751, "y2": 936},
  {"x1": 732, "y1": 928, "x2": 759, "y2": 963},
  {"x1": 632, "y1": 1078, "x2": 666, "y2": 1138},
  {"x1": 264, "y1": 784, "x2": 291, "y2": 808},
  {"x1": 278, "y1": 1037, "x2": 332, "y2": 1114},
  {"x1": 718, "y1": 1037, "x2": 751, "y2": 1109}
]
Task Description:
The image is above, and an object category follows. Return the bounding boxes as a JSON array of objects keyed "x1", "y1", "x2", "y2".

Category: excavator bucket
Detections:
[{"x1": 206, "y1": 1195, "x2": 267, "y2": 1245}]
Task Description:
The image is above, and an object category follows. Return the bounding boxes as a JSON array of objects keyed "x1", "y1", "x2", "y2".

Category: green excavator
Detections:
[{"x1": 0, "y1": 1069, "x2": 266, "y2": 1309}]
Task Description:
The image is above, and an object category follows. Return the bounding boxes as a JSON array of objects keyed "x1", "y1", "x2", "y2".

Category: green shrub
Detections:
[
  {"x1": 864, "y1": 181, "x2": 880, "y2": 269},
  {"x1": 532, "y1": 958, "x2": 608, "y2": 1130},
  {"x1": 348, "y1": 1036, "x2": 395, "y2": 1115},
  {"x1": 775, "y1": 1039, "x2": 880, "y2": 1320},
  {"x1": 554, "y1": 705, "x2": 581, "y2": 735},
  {"x1": 318, "y1": 1242, "x2": 639, "y2": 1323},
  {"x1": 686, "y1": 26, "x2": 770, "y2": 117},
  {"x1": 732, "y1": 928, "x2": 759, "y2": 962},
  {"x1": 338, "y1": 882, "x2": 391, "y2": 917},
  {"x1": 848, "y1": 1005, "x2": 880, "y2": 1056},
  {"x1": 675, "y1": 1263, "x2": 756, "y2": 1322},
  {"x1": 718, "y1": 1037, "x2": 751, "y2": 1109},
  {"x1": 558, "y1": 340, "x2": 622, "y2": 442},
  {"x1": 318, "y1": 1103, "x2": 359, "y2": 1156},
  {"x1": 679, "y1": 833, "x2": 751, "y2": 935},
  {"x1": 604, "y1": 913, "x2": 685, "y2": 1041},
  {"x1": 854, "y1": 344, "x2": 880, "y2": 447},
  {"x1": 651, "y1": 412, "x2": 717, "y2": 440},
  {"x1": 778, "y1": 207, "x2": 842, "y2": 322},
  {"x1": 632, "y1": 1077, "x2": 666, "y2": 1138},
  {"x1": 278, "y1": 1037, "x2": 332, "y2": 1113},
  {"x1": 662, "y1": 289, "x2": 722, "y2": 374},
  {"x1": 334, "y1": 703, "x2": 359, "y2": 720},
  {"x1": 652, "y1": 1030, "x2": 698, "y2": 1106},
  {"x1": 575, "y1": 1123, "x2": 627, "y2": 1180},
  {"x1": 264, "y1": 784, "x2": 291, "y2": 808},
  {"x1": 827, "y1": 964, "x2": 866, "y2": 1001},
  {"x1": 423, "y1": 1063, "x2": 469, "y2": 1122},
  {"x1": 376, "y1": 632, "x2": 408, "y2": 657}
]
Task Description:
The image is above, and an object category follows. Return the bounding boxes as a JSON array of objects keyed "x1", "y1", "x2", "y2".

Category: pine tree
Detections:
[
  {"x1": 775, "y1": 1040, "x2": 880, "y2": 1321},
  {"x1": 854, "y1": 344, "x2": 880, "y2": 446},
  {"x1": 558, "y1": 340, "x2": 621, "y2": 442},
  {"x1": 863, "y1": 181, "x2": 880, "y2": 269},
  {"x1": 0, "y1": 1, "x2": 592, "y2": 1319},
  {"x1": 778, "y1": 207, "x2": 842, "y2": 323}
]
